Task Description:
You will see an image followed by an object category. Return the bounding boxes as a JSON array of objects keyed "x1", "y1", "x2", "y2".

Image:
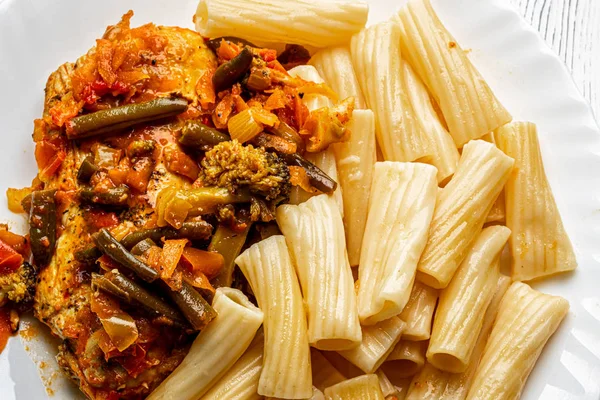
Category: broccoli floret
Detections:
[
  {"x1": 0, "y1": 262, "x2": 36, "y2": 306},
  {"x1": 199, "y1": 140, "x2": 290, "y2": 201}
]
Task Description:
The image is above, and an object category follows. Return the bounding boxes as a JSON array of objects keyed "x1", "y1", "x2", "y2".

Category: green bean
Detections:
[
  {"x1": 77, "y1": 156, "x2": 98, "y2": 183},
  {"x1": 168, "y1": 188, "x2": 252, "y2": 219},
  {"x1": 121, "y1": 221, "x2": 214, "y2": 249},
  {"x1": 281, "y1": 153, "x2": 337, "y2": 193},
  {"x1": 164, "y1": 281, "x2": 216, "y2": 331},
  {"x1": 78, "y1": 186, "x2": 130, "y2": 207},
  {"x1": 267, "y1": 121, "x2": 305, "y2": 154},
  {"x1": 129, "y1": 238, "x2": 157, "y2": 257},
  {"x1": 212, "y1": 47, "x2": 253, "y2": 93},
  {"x1": 208, "y1": 223, "x2": 251, "y2": 288},
  {"x1": 74, "y1": 245, "x2": 102, "y2": 265},
  {"x1": 28, "y1": 189, "x2": 57, "y2": 267},
  {"x1": 94, "y1": 229, "x2": 158, "y2": 283},
  {"x1": 65, "y1": 98, "x2": 188, "y2": 139},
  {"x1": 92, "y1": 271, "x2": 185, "y2": 326},
  {"x1": 206, "y1": 36, "x2": 257, "y2": 53},
  {"x1": 127, "y1": 139, "x2": 156, "y2": 158},
  {"x1": 179, "y1": 121, "x2": 229, "y2": 150}
]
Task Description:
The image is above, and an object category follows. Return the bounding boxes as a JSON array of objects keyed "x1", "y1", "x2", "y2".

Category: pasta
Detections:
[
  {"x1": 485, "y1": 191, "x2": 506, "y2": 225},
  {"x1": 375, "y1": 369, "x2": 399, "y2": 398},
  {"x1": 382, "y1": 340, "x2": 426, "y2": 378},
  {"x1": 311, "y1": 349, "x2": 347, "y2": 392},
  {"x1": 332, "y1": 110, "x2": 376, "y2": 266},
  {"x1": 337, "y1": 316, "x2": 406, "y2": 374},
  {"x1": 147, "y1": 288, "x2": 263, "y2": 400},
  {"x1": 324, "y1": 374, "x2": 385, "y2": 400},
  {"x1": 427, "y1": 226, "x2": 510, "y2": 373},
  {"x1": 467, "y1": 282, "x2": 569, "y2": 399},
  {"x1": 309, "y1": 46, "x2": 367, "y2": 108},
  {"x1": 401, "y1": 58, "x2": 460, "y2": 184},
  {"x1": 201, "y1": 332, "x2": 265, "y2": 400},
  {"x1": 417, "y1": 140, "x2": 514, "y2": 289},
  {"x1": 277, "y1": 194, "x2": 362, "y2": 350},
  {"x1": 495, "y1": 122, "x2": 577, "y2": 281},
  {"x1": 398, "y1": 281, "x2": 438, "y2": 341},
  {"x1": 351, "y1": 21, "x2": 429, "y2": 162},
  {"x1": 235, "y1": 235, "x2": 313, "y2": 398},
  {"x1": 358, "y1": 162, "x2": 437, "y2": 325},
  {"x1": 405, "y1": 275, "x2": 511, "y2": 400},
  {"x1": 397, "y1": 0, "x2": 512, "y2": 147},
  {"x1": 288, "y1": 66, "x2": 344, "y2": 215},
  {"x1": 195, "y1": 0, "x2": 368, "y2": 48}
]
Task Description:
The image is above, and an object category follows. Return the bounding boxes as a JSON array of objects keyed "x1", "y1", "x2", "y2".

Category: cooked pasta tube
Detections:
[
  {"x1": 332, "y1": 110, "x2": 376, "y2": 266},
  {"x1": 401, "y1": 59, "x2": 459, "y2": 184},
  {"x1": 147, "y1": 288, "x2": 263, "y2": 400},
  {"x1": 467, "y1": 282, "x2": 569, "y2": 400},
  {"x1": 195, "y1": 0, "x2": 367, "y2": 48},
  {"x1": 324, "y1": 375, "x2": 385, "y2": 400},
  {"x1": 310, "y1": 387, "x2": 326, "y2": 400},
  {"x1": 288, "y1": 66, "x2": 343, "y2": 215},
  {"x1": 485, "y1": 190, "x2": 505, "y2": 224},
  {"x1": 376, "y1": 369, "x2": 398, "y2": 398},
  {"x1": 495, "y1": 122, "x2": 577, "y2": 281},
  {"x1": 405, "y1": 275, "x2": 511, "y2": 400},
  {"x1": 383, "y1": 340, "x2": 426, "y2": 378},
  {"x1": 202, "y1": 332, "x2": 265, "y2": 400},
  {"x1": 398, "y1": 281, "x2": 438, "y2": 341},
  {"x1": 236, "y1": 236, "x2": 312, "y2": 398},
  {"x1": 358, "y1": 162, "x2": 437, "y2": 324},
  {"x1": 337, "y1": 316, "x2": 406, "y2": 374},
  {"x1": 417, "y1": 140, "x2": 514, "y2": 289},
  {"x1": 310, "y1": 46, "x2": 366, "y2": 109},
  {"x1": 311, "y1": 349, "x2": 346, "y2": 392},
  {"x1": 351, "y1": 21, "x2": 428, "y2": 162},
  {"x1": 397, "y1": 0, "x2": 512, "y2": 147},
  {"x1": 277, "y1": 194, "x2": 361, "y2": 350},
  {"x1": 427, "y1": 226, "x2": 510, "y2": 373},
  {"x1": 322, "y1": 350, "x2": 365, "y2": 379}
]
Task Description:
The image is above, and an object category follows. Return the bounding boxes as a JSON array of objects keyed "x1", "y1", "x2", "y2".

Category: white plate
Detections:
[{"x1": 1, "y1": 0, "x2": 600, "y2": 398}]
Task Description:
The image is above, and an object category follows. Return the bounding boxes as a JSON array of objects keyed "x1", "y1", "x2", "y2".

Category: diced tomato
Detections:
[
  {"x1": 125, "y1": 157, "x2": 154, "y2": 193},
  {"x1": 160, "y1": 239, "x2": 188, "y2": 280},
  {"x1": 259, "y1": 48, "x2": 277, "y2": 62},
  {"x1": 35, "y1": 138, "x2": 67, "y2": 182},
  {"x1": 163, "y1": 147, "x2": 200, "y2": 181},
  {"x1": 0, "y1": 240, "x2": 23, "y2": 275},
  {"x1": 180, "y1": 247, "x2": 224, "y2": 279},
  {"x1": 84, "y1": 209, "x2": 120, "y2": 231}
]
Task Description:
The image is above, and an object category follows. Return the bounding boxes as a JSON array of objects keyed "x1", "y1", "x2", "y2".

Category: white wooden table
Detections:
[{"x1": 510, "y1": 0, "x2": 600, "y2": 119}]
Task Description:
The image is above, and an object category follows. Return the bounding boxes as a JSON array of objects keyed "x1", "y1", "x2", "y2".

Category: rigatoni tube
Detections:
[
  {"x1": 311, "y1": 349, "x2": 346, "y2": 392},
  {"x1": 358, "y1": 162, "x2": 437, "y2": 325},
  {"x1": 332, "y1": 110, "x2": 376, "y2": 266},
  {"x1": 277, "y1": 194, "x2": 362, "y2": 350},
  {"x1": 309, "y1": 46, "x2": 367, "y2": 109},
  {"x1": 337, "y1": 316, "x2": 406, "y2": 374},
  {"x1": 495, "y1": 122, "x2": 577, "y2": 281},
  {"x1": 147, "y1": 288, "x2": 263, "y2": 400},
  {"x1": 235, "y1": 236, "x2": 313, "y2": 398},
  {"x1": 417, "y1": 140, "x2": 514, "y2": 289},
  {"x1": 324, "y1": 374, "x2": 385, "y2": 400},
  {"x1": 351, "y1": 21, "x2": 428, "y2": 162},
  {"x1": 383, "y1": 340, "x2": 426, "y2": 378},
  {"x1": 405, "y1": 275, "x2": 511, "y2": 400},
  {"x1": 397, "y1": 0, "x2": 512, "y2": 147},
  {"x1": 201, "y1": 333, "x2": 264, "y2": 400},
  {"x1": 398, "y1": 281, "x2": 438, "y2": 341},
  {"x1": 401, "y1": 59, "x2": 459, "y2": 184},
  {"x1": 195, "y1": 0, "x2": 368, "y2": 48},
  {"x1": 427, "y1": 226, "x2": 510, "y2": 373},
  {"x1": 466, "y1": 282, "x2": 569, "y2": 400}
]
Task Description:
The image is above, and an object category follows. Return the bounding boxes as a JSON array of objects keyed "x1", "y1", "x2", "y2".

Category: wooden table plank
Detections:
[{"x1": 509, "y1": 0, "x2": 600, "y2": 119}]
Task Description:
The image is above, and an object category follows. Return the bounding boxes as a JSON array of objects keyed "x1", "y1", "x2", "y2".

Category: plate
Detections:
[{"x1": 1, "y1": 0, "x2": 599, "y2": 399}]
